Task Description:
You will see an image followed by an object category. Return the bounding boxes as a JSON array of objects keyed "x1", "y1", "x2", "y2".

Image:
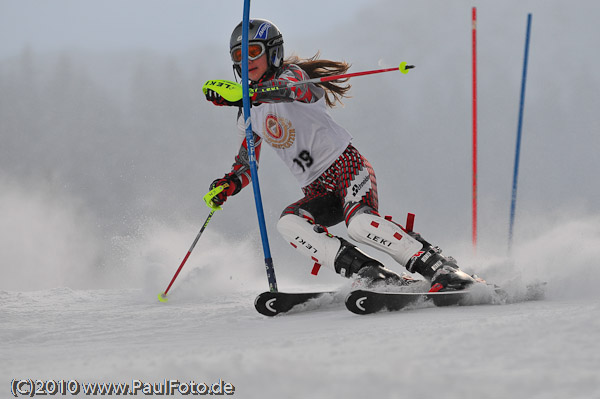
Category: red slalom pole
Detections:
[{"x1": 471, "y1": 7, "x2": 478, "y2": 252}]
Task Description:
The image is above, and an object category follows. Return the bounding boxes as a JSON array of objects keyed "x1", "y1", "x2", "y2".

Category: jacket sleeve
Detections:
[
  {"x1": 252, "y1": 64, "x2": 317, "y2": 104},
  {"x1": 230, "y1": 114, "x2": 263, "y2": 190}
]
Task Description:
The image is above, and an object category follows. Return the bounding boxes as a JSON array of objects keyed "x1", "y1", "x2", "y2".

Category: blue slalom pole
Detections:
[
  {"x1": 241, "y1": 0, "x2": 278, "y2": 291},
  {"x1": 508, "y1": 13, "x2": 532, "y2": 253}
]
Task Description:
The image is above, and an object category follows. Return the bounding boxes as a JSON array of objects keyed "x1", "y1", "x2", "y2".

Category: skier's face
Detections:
[{"x1": 248, "y1": 54, "x2": 268, "y2": 82}]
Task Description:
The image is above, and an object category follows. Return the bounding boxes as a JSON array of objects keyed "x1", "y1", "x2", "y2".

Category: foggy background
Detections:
[{"x1": 1, "y1": 0, "x2": 599, "y2": 292}]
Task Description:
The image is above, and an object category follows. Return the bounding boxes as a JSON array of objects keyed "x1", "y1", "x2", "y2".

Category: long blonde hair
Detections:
[{"x1": 284, "y1": 52, "x2": 351, "y2": 107}]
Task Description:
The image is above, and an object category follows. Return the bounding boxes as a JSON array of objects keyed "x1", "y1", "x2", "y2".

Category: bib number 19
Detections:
[{"x1": 293, "y1": 150, "x2": 313, "y2": 172}]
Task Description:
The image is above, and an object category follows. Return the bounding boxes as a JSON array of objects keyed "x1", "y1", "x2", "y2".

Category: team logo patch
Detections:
[{"x1": 263, "y1": 114, "x2": 296, "y2": 149}]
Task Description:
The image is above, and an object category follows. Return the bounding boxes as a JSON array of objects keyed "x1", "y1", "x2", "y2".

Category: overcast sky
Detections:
[{"x1": 0, "y1": 0, "x2": 374, "y2": 56}]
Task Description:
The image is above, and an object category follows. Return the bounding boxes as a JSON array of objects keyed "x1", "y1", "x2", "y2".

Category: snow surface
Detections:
[
  {"x1": 2, "y1": 286, "x2": 600, "y2": 398},
  {"x1": 3, "y1": 216, "x2": 600, "y2": 398}
]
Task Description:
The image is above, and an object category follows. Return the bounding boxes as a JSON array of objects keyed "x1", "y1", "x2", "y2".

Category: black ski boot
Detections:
[
  {"x1": 334, "y1": 238, "x2": 405, "y2": 287},
  {"x1": 405, "y1": 235, "x2": 475, "y2": 292}
]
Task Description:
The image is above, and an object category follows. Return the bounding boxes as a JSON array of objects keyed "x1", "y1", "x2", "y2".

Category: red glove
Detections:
[
  {"x1": 205, "y1": 89, "x2": 243, "y2": 107},
  {"x1": 209, "y1": 173, "x2": 242, "y2": 206}
]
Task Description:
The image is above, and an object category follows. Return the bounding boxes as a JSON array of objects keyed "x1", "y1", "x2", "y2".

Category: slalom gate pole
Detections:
[
  {"x1": 241, "y1": 0, "x2": 278, "y2": 292},
  {"x1": 158, "y1": 210, "x2": 216, "y2": 302},
  {"x1": 254, "y1": 62, "x2": 414, "y2": 94},
  {"x1": 508, "y1": 13, "x2": 532, "y2": 253},
  {"x1": 471, "y1": 7, "x2": 478, "y2": 252}
]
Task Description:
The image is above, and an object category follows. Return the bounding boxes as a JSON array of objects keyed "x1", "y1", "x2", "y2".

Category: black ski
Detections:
[
  {"x1": 345, "y1": 281, "x2": 545, "y2": 315},
  {"x1": 254, "y1": 291, "x2": 336, "y2": 316},
  {"x1": 345, "y1": 289, "x2": 475, "y2": 315},
  {"x1": 256, "y1": 282, "x2": 546, "y2": 316}
]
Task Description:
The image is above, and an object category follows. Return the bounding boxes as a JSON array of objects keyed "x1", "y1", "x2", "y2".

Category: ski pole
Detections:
[
  {"x1": 254, "y1": 62, "x2": 415, "y2": 93},
  {"x1": 202, "y1": 63, "x2": 415, "y2": 103},
  {"x1": 158, "y1": 185, "x2": 226, "y2": 302}
]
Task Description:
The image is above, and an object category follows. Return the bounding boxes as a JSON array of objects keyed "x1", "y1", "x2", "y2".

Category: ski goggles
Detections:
[{"x1": 230, "y1": 42, "x2": 266, "y2": 64}]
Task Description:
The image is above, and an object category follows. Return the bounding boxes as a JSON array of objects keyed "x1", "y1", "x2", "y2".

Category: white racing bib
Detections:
[{"x1": 237, "y1": 91, "x2": 352, "y2": 187}]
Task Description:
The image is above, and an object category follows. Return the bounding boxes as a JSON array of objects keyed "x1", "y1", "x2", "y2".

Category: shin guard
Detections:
[
  {"x1": 277, "y1": 214, "x2": 394, "y2": 280},
  {"x1": 347, "y1": 213, "x2": 423, "y2": 267},
  {"x1": 277, "y1": 214, "x2": 342, "y2": 272}
]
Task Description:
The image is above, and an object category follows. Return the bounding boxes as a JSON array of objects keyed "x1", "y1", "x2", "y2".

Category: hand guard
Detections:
[
  {"x1": 207, "y1": 173, "x2": 242, "y2": 207},
  {"x1": 205, "y1": 89, "x2": 243, "y2": 107},
  {"x1": 202, "y1": 80, "x2": 256, "y2": 107}
]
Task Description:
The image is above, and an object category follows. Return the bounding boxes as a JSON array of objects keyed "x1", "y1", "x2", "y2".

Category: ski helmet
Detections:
[{"x1": 229, "y1": 19, "x2": 284, "y2": 80}]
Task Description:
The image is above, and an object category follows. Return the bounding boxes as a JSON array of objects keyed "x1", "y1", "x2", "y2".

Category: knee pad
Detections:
[
  {"x1": 277, "y1": 214, "x2": 342, "y2": 271},
  {"x1": 347, "y1": 213, "x2": 423, "y2": 267}
]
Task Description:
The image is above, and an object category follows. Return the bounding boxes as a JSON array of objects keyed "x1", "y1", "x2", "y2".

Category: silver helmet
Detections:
[{"x1": 229, "y1": 19, "x2": 284, "y2": 80}]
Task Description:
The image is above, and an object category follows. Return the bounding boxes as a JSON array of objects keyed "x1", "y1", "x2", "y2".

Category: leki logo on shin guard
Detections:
[
  {"x1": 294, "y1": 236, "x2": 317, "y2": 254},
  {"x1": 366, "y1": 233, "x2": 392, "y2": 247}
]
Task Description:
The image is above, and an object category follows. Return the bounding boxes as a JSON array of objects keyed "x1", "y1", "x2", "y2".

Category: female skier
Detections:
[{"x1": 204, "y1": 18, "x2": 475, "y2": 292}]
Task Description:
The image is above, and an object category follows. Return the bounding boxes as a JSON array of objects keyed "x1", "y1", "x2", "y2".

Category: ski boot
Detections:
[
  {"x1": 334, "y1": 238, "x2": 407, "y2": 288},
  {"x1": 405, "y1": 235, "x2": 475, "y2": 292}
]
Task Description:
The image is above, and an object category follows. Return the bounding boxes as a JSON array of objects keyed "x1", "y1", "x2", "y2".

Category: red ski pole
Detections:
[
  {"x1": 254, "y1": 62, "x2": 415, "y2": 93},
  {"x1": 202, "y1": 62, "x2": 415, "y2": 104},
  {"x1": 472, "y1": 7, "x2": 478, "y2": 252},
  {"x1": 158, "y1": 185, "x2": 226, "y2": 302}
]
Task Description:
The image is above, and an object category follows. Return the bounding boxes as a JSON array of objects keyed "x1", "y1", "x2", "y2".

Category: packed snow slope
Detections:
[
  {"x1": 2, "y1": 215, "x2": 600, "y2": 398},
  {"x1": 2, "y1": 287, "x2": 599, "y2": 398}
]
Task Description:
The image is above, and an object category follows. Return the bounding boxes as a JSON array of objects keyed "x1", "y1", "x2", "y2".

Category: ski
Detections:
[
  {"x1": 345, "y1": 289, "x2": 476, "y2": 315},
  {"x1": 345, "y1": 281, "x2": 546, "y2": 315},
  {"x1": 254, "y1": 291, "x2": 336, "y2": 316},
  {"x1": 255, "y1": 281, "x2": 546, "y2": 316}
]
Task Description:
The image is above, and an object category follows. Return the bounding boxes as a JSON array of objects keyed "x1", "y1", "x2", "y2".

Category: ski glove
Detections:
[
  {"x1": 205, "y1": 89, "x2": 243, "y2": 107},
  {"x1": 208, "y1": 173, "x2": 242, "y2": 207}
]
